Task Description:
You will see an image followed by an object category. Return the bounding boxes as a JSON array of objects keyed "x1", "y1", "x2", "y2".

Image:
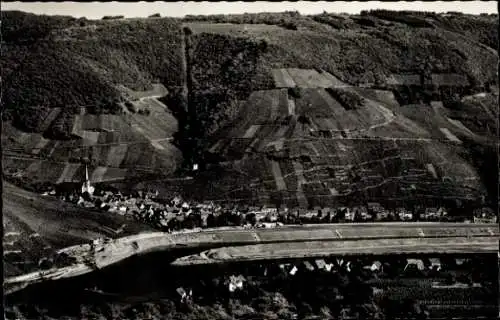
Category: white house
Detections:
[
  {"x1": 364, "y1": 261, "x2": 382, "y2": 272},
  {"x1": 176, "y1": 287, "x2": 192, "y2": 302},
  {"x1": 324, "y1": 263, "x2": 335, "y2": 272},
  {"x1": 428, "y1": 258, "x2": 442, "y2": 271},
  {"x1": 228, "y1": 275, "x2": 245, "y2": 292},
  {"x1": 315, "y1": 259, "x2": 327, "y2": 270},
  {"x1": 303, "y1": 261, "x2": 315, "y2": 271},
  {"x1": 405, "y1": 259, "x2": 425, "y2": 271}
]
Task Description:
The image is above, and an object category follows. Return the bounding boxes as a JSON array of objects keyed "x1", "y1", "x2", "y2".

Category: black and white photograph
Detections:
[{"x1": 2, "y1": 1, "x2": 499, "y2": 319}]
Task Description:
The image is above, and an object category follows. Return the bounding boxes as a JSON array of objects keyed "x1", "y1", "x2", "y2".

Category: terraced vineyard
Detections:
[
  {"x1": 3, "y1": 83, "x2": 182, "y2": 184},
  {"x1": 3, "y1": 10, "x2": 498, "y2": 210},
  {"x1": 192, "y1": 81, "x2": 488, "y2": 207}
]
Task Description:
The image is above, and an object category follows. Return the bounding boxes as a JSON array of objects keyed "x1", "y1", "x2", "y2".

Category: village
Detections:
[
  {"x1": 39, "y1": 165, "x2": 496, "y2": 234},
  {"x1": 156, "y1": 253, "x2": 484, "y2": 316}
]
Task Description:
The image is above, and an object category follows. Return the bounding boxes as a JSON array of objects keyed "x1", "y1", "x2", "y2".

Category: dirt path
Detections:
[
  {"x1": 269, "y1": 160, "x2": 286, "y2": 191},
  {"x1": 182, "y1": 26, "x2": 192, "y2": 114}
]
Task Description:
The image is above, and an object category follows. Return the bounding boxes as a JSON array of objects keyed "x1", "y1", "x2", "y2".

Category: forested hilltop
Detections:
[
  {"x1": 2, "y1": 10, "x2": 498, "y2": 207},
  {"x1": 2, "y1": 10, "x2": 497, "y2": 135}
]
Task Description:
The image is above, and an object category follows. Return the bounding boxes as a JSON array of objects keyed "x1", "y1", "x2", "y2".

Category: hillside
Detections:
[
  {"x1": 2, "y1": 10, "x2": 498, "y2": 208},
  {"x1": 3, "y1": 182, "x2": 153, "y2": 277}
]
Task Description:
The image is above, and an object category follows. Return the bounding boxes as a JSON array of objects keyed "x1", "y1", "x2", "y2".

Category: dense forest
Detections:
[
  {"x1": 2, "y1": 10, "x2": 497, "y2": 139},
  {"x1": 2, "y1": 11, "x2": 183, "y2": 136}
]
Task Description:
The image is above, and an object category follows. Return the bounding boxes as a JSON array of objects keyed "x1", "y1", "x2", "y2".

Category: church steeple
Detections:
[{"x1": 82, "y1": 164, "x2": 95, "y2": 195}]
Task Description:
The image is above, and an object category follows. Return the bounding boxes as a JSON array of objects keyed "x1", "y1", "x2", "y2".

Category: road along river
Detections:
[{"x1": 5, "y1": 223, "x2": 498, "y2": 294}]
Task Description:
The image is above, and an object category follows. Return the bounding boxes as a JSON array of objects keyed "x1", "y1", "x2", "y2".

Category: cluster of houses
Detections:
[
  {"x1": 173, "y1": 256, "x2": 473, "y2": 305},
  {"x1": 40, "y1": 166, "x2": 496, "y2": 232},
  {"x1": 272, "y1": 257, "x2": 449, "y2": 277}
]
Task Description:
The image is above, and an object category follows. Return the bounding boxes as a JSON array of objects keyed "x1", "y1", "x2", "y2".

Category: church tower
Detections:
[{"x1": 81, "y1": 165, "x2": 95, "y2": 195}]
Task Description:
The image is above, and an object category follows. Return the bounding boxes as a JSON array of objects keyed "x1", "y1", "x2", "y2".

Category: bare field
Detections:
[
  {"x1": 90, "y1": 166, "x2": 108, "y2": 182},
  {"x1": 31, "y1": 137, "x2": 50, "y2": 155},
  {"x1": 118, "y1": 83, "x2": 168, "y2": 100},
  {"x1": 37, "y1": 108, "x2": 62, "y2": 133},
  {"x1": 385, "y1": 73, "x2": 421, "y2": 86},
  {"x1": 81, "y1": 130, "x2": 100, "y2": 146},
  {"x1": 97, "y1": 115, "x2": 115, "y2": 132},
  {"x1": 100, "y1": 167, "x2": 130, "y2": 182},
  {"x1": 351, "y1": 88, "x2": 400, "y2": 110},
  {"x1": 397, "y1": 105, "x2": 467, "y2": 142},
  {"x1": 106, "y1": 144, "x2": 129, "y2": 167},
  {"x1": 278, "y1": 68, "x2": 347, "y2": 88},
  {"x1": 440, "y1": 127, "x2": 462, "y2": 143},
  {"x1": 446, "y1": 117, "x2": 476, "y2": 137},
  {"x1": 56, "y1": 163, "x2": 81, "y2": 184},
  {"x1": 272, "y1": 68, "x2": 296, "y2": 88},
  {"x1": 130, "y1": 115, "x2": 173, "y2": 140},
  {"x1": 243, "y1": 125, "x2": 261, "y2": 139},
  {"x1": 185, "y1": 22, "x2": 282, "y2": 35},
  {"x1": 71, "y1": 115, "x2": 83, "y2": 136},
  {"x1": 269, "y1": 159, "x2": 287, "y2": 191}
]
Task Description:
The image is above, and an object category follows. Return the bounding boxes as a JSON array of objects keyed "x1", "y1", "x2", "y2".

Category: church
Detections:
[{"x1": 81, "y1": 165, "x2": 95, "y2": 195}]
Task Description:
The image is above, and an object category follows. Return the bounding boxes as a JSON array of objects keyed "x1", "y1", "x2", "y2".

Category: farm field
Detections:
[
  {"x1": 424, "y1": 305, "x2": 497, "y2": 318},
  {"x1": 272, "y1": 68, "x2": 347, "y2": 88},
  {"x1": 382, "y1": 286, "x2": 493, "y2": 305},
  {"x1": 129, "y1": 99, "x2": 178, "y2": 141},
  {"x1": 272, "y1": 69, "x2": 296, "y2": 88},
  {"x1": 395, "y1": 103, "x2": 491, "y2": 144},
  {"x1": 38, "y1": 108, "x2": 62, "y2": 133},
  {"x1": 190, "y1": 64, "x2": 496, "y2": 207},
  {"x1": 440, "y1": 127, "x2": 462, "y2": 143},
  {"x1": 3, "y1": 97, "x2": 181, "y2": 182},
  {"x1": 3, "y1": 59, "x2": 496, "y2": 208},
  {"x1": 193, "y1": 127, "x2": 485, "y2": 207},
  {"x1": 117, "y1": 83, "x2": 168, "y2": 100},
  {"x1": 385, "y1": 73, "x2": 421, "y2": 86},
  {"x1": 184, "y1": 22, "x2": 283, "y2": 36}
]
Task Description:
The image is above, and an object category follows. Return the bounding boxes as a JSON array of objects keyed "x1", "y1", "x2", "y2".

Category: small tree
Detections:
[
  {"x1": 125, "y1": 101, "x2": 137, "y2": 113},
  {"x1": 354, "y1": 209, "x2": 363, "y2": 222}
]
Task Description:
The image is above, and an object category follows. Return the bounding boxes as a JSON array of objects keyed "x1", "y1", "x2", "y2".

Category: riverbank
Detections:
[{"x1": 5, "y1": 223, "x2": 498, "y2": 295}]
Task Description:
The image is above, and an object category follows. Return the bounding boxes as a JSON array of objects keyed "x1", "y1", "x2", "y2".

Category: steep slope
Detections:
[
  {"x1": 2, "y1": 12, "x2": 185, "y2": 178},
  {"x1": 2, "y1": 11, "x2": 183, "y2": 127},
  {"x1": 3, "y1": 182, "x2": 153, "y2": 277},
  {"x1": 2, "y1": 10, "x2": 498, "y2": 208},
  {"x1": 165, "y1": 12, "x2": 497, "y2": 208}
]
